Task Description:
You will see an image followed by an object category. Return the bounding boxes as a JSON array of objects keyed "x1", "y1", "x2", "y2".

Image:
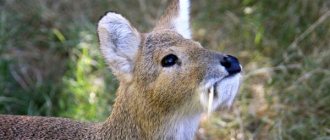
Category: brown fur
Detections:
[
  {"x1": 0, "y1": 115, "x2": 98, "y2": 139},
  {"x1": 0, "y1": 0, "x2": 241, "y2": 139}
]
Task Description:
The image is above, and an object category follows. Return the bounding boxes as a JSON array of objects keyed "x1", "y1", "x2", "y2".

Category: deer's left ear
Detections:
[{"x1": 154, "y1": 0, "x2": 192, "y2": 39}]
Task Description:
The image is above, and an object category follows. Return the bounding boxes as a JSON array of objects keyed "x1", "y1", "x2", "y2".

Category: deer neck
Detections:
[{"x1": 98, "y1": 82, "x2": 202, "y2": 139}]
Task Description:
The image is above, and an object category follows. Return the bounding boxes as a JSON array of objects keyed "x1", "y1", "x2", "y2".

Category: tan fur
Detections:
[
  {"x1": 0, "y1": 0, "x2": 241, "y2": 139},
  {"x1": 155, "y1": 0, "x2": 180, "y2": 30},
  {"x1": 0, "y1": 115, "x2": 99, "y2": 139}
]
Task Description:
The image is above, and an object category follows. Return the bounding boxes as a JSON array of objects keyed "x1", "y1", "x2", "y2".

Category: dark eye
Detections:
[{"x1": 161, "y1": 54, "x2": 178, "y2": 67}]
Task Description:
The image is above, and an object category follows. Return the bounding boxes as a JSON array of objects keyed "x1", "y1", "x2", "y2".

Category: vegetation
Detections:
[{"x1": 0, "y1": 0, "x2": 329, "y2": 139}]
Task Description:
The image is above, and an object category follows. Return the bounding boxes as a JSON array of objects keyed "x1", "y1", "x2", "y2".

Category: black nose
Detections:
[{"x1": 220, "y1": 55, "x2": 241, "y2": 75}]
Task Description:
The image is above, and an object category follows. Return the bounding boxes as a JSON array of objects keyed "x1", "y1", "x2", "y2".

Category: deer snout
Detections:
[{"x1": 220, "y1": 55, "x2": 241, "y2": 75}]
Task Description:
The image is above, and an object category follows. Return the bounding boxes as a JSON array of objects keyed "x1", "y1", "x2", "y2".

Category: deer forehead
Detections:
[{"x1": 141, "y1": 30, "x2": 204, "y2": 60}]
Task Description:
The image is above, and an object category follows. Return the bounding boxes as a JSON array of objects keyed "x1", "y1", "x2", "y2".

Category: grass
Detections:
[{"x1": 0, "y1": 0, "x2": 329, "y2": 139}]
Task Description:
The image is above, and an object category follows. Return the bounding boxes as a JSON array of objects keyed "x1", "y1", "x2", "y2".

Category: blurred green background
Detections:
[{"x1": 0, "y1": 0, "x2": 329, "y2": 139}]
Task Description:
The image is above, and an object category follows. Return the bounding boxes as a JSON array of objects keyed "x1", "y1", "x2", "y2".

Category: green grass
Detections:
[{"x1": 0, "y1": 0, "x2": 329, "y2": 139}]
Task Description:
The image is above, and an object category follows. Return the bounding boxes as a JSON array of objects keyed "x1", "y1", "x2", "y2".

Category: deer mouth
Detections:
[{"x1": 199, "y1": 73, "x2": 241, "y2": 114}]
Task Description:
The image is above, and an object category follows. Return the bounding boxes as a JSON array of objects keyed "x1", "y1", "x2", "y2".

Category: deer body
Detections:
[
  {"x1": 0, "y1": 115, "x2": 98, "y2": 139},
  {"x1": 0, "y1": 0, "x2": 242, "y2": 139}
]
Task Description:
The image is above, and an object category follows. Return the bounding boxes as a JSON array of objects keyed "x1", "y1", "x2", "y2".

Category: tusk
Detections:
[{"x1": 207, "y1": 86, "x2": 214, "y2": 116}]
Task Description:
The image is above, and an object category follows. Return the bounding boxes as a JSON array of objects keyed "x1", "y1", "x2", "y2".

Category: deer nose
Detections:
[{"x1": 220, "y1": 55, "x2": 241, "y2": 75}]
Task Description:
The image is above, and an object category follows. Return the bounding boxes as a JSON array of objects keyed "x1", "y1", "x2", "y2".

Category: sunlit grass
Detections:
[{"x1": 60, "y1": 30, "x2": 117, "y2": 121}]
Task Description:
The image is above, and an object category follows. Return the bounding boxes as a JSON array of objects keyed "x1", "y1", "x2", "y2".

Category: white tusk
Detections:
[{"x1": 207, "y1": 86, "x2": 214, "y2": 116}]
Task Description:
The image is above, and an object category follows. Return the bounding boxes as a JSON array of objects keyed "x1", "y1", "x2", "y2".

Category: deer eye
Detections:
[{"x1": 161, "y1": 54, "x2": 178, "y2": 67}]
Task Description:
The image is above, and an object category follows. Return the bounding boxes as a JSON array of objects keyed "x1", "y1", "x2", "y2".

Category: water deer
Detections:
[{"x1": 0, "y1": 0, "x2": 242, "y2": 139}]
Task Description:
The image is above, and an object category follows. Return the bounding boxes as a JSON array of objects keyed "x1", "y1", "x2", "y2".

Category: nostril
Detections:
[
  {"x1": 220, "y1": 55, "x2": 241, "y2": 75},
  {"x1": 220, "y1": 56, "x2": 231, "y2": 69}
]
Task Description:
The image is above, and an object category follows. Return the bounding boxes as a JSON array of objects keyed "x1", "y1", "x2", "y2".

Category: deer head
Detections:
[{"x1": 97, "y1": 0, "x2": 242, "y2": 139}]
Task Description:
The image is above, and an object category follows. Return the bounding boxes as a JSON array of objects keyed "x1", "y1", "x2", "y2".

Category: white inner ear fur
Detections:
[
  {"x1": 98, "y1": 13, "x2": 140, "y2": 82},
  {"x1": 173, "y1": 0, "x2": 192, "y2": 39}
]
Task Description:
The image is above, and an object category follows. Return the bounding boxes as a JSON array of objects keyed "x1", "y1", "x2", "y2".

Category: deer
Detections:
[{"x1": 0, "y1": 0, "x2": 242, "y2": 139}]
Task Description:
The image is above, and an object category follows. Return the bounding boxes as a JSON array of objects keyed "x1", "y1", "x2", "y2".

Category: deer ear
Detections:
[
  {"x1": 154, "y1": 0, "x2": 192, "y2": 39},
  {"x1": 98, "y1": 12, "x2": 140, "y2": 82}
]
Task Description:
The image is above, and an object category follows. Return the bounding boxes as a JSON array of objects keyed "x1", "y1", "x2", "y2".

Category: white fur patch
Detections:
[
  {"x1": 159, "y1": 98, "x2": 202, "y2": 139},
  {"x1": 199, "y1": 74, "x2": 242, "y2": 112},
  {"x1": 214, "y1": 74, "x2": 241, "y2": 107},
  {"x1": 173, "y1": 0, "x2": 192, "y2": 39}
]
